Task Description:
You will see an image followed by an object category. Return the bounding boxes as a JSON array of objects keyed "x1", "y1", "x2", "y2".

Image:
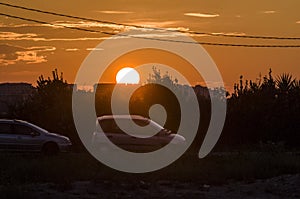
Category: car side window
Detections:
[
  {"x1": 0, "y1": 122, "x2": 12, "y2": 134},
  {"x1": 99, "y1": 119, "x2": 124, "y2": 134},
  {"x1": 133, "y1": 119, "x2": 150, "y2": 127},
  {"x1": 98, "y1": 120, "x2": 110, "y2": 133},
  {"x1": 13, "y1": 124, "x2": 38, "y2": 136}
]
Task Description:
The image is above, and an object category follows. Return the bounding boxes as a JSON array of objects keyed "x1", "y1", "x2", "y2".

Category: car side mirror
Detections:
[{"x1": 158, "y1": 130, "x2": 168, "y2": 136}]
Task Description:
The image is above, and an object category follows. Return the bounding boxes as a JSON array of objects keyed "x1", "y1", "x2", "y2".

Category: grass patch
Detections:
[{"x1": 0, "y1": 151, "x2": 299, "y2": 185}]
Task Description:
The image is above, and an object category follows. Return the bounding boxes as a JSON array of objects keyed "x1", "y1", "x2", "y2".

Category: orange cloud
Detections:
[
  {"x1": 16, "y1": 51, "x2": 47, "y2": 64},
  {"x1": 96, "y1": 10, "x2": 134, "y2": 14},
  {"x1": 0, "y1": 31, "x2": 108, "y2": 42},
  {"x1": 65, "y1": 48, "x2": 80, "y2": 51},
  {"x1": 262, "y1": 11, "x2": 277, "y2": 14},
  {"x1": 184, "y1": 13, "x2": 219, "y2": 18},
  {"x1": 0, "y1": 44, "x2": 55, "y2": 66}
]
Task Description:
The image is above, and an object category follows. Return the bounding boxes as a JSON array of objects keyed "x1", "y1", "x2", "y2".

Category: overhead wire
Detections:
[
  {"x1": 1, "y1": 13, "x2": 300, "y2": 48},
  {"x1": 0, "y1": 3, "x2": 300, "y2": 48},
  {"x1": 1, "y1": 2, "x2": 300, "y2": 41}
]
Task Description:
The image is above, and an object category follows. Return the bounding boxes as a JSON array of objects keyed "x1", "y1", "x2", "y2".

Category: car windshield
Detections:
[
  {"x1": 148, "y1": 120, "x2": 164, "y2": 132},
  {"x1": 26, "y1": 122, "x2": 48, "y2": 133}
]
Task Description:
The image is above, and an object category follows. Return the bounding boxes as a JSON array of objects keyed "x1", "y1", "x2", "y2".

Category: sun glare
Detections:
[{"x1": 116, "y1": 67, "x2": 140, "y2": 84}]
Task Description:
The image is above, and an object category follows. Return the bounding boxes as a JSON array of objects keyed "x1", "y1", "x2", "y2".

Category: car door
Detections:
[
  {"x1": 155, "y1": 131, "x2": 173, "y2": 146},
  {"x1": 126, "y1": 119, "x2": 162, "y2": 151},
  {"x1": 0, "y1": 122, "x2": 17, "y2": 150},
  {"x1": 108, "y1": 119, "x2": 132, "y2": 147},
  {"x1": 98, "y1": 119, "x2": 130, "y2": 148},
  {"x1": 12, "y1": 123, "x2": 42, "y2": 151}
]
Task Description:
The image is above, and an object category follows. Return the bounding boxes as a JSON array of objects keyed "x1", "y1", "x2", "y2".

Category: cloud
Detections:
[
  {"x1": 212, "y1": 32, "x2": 246, "y2": 36},
  {"x1": 41, "y1": 37, "x2": 109, "y2": 42},
  {"x1": 0, "y1": 32, "x2": 38, "y2": 41},
  {"x1": 127, "y1": 20, "x2": 180, "y2": 28},
  {"x1": 0, "y1": 20, "x2": 125, "y2": 30},
  {"x1": 0, "y1": 44, "x2": 25, "y2": 66},
  {"x1": 65, "y1": 48, "x2": 80, "y2": 52},
  {"x1": 0, "y1": 44, "x2": 25, "y2": 54},
  {"x1": 0, "y1": 20, "x2": 128, "y2": 42},
  {"x1": 262, "y1": 11, "x2": 277, "y2": 14},
  {"x1": 112, "y1": 32, "x2": 183, "y2": 40},
  {"x1": 1, "y1": 18, "x2": 131, "y2": 35},
  {"x1": 0, "y1": 23, "x2": 45, "y2": 28},
  {"x1": 0, "y1": 54, "x2": 16, "y2": 66},
  {"x1": 184, "y1": 13, "x2": 220, "y2": 18},
  {"x1": 15, "y1": 51, "x2": 47, "y2": 64},
  {"x1": 0, "y1": 44, "x2": 55, "y2": 66},
  {"x1": 0, "y1": 31, "x2": 108, "y2": 42},
  {"x1": 86, "y1": 47, "x2": 104, "y2": 51},
  {"x1": 0, "y1": 20, "x2": 189, "y2": 43},
  {"x1": 0, "y1": 32, "x2": 45, "y2": 42},
  {"x1": 190, "y1": 31, "x2": 246, "y2": 38},
  {"x1": 27, "y1": 46, "x2": 56, "y2": 52},
  {"x1": 47, "y1": 20, "x2": 125, "y2": 31},
  {"x1": 96, "y1": 10, "x2": 134, "y2": 14}
]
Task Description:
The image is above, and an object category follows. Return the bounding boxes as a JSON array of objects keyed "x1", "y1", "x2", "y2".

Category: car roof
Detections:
[
  {"x1": 97, "y1": 115, "x2": 148, "y2": 121},
  {"x1": 0, "y1": 119, "x2": 28, "y2": 124}
]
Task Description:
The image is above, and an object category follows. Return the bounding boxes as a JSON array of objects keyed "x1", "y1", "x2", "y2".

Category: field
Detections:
[{"x1": 0, "y1": 151, "x2": 299, "y2": 198}]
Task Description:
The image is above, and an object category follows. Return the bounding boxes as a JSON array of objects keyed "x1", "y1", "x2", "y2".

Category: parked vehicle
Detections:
[
  {"x1": 92, "y1": 115, "x2": 185, "y2": 152},
  {"x1": 0, "y1": 119, "x2": 71, "y2": 155}
]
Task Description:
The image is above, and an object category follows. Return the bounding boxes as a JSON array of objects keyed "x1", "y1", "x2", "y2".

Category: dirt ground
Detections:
[{"x1": 2, "y1": 174, "x2": 299, "y2": 199}]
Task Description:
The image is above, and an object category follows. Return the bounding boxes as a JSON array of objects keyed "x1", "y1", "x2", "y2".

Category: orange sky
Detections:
[
  {"x1": 99, "y1": 49, "x2": 204, "y2": 85},
  {"x1": 0, "y1": 0, "x2": 300, "y2": 91}
]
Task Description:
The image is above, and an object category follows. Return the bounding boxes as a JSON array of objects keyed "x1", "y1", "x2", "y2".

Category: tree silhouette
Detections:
[
  {"x1": 8, "y1": 67, "x2": 300, "y2": 151},
  {"x1": 221, "y1": 69, "x2": 300, "y2": 149},
  {"x1": 12, "y1": 69, "x2": 82, "y2": 151}
]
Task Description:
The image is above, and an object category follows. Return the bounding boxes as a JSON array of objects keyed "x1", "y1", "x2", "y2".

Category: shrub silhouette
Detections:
[{"x1": 8, "y1": 67, "x2": 300, "y2": 152}]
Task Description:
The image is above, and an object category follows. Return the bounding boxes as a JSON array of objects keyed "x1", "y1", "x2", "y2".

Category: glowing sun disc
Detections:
[{"x1": 116, "y1": 67, "x2": 140, "y2": 84}]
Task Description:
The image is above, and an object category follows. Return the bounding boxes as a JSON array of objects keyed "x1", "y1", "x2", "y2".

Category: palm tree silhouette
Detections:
[{"x1": 276, "y1": 73, "x2": 295, "y2": 94}]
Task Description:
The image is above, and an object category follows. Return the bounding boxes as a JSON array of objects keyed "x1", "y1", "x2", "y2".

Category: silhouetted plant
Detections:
[
  {"x1": 147, "y1": 66, "x2": 179, "y2": 88},
  {"x1": 12, "y1": 69, "x2": 82, "y2": 151},
  {"x1": 276, "y1": 73, "x2": 295, "y2": 95},
  {"x1": 221, "y1": 68, "x2": 300, "y2": 149},
  {"x1": 8, "y1": 67, "x2": 300, "y2": 151}
]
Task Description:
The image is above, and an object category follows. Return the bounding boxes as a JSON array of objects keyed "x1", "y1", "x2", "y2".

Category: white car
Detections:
[
  {"x1": 92, "y1": 115, "x2": 185, "y2": 152},
  {"x1": 0, "y1": 119, "x2": 72, "y2": 155}
]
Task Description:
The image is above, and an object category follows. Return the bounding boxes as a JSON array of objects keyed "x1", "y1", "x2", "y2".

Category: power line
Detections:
[
  {"x1": 1, "y1": 12, "x2": 300, "y2": 48},
  {"x1": 0, "y1": 13, "x2": 110, "y2": 34},
  {"x1": 1, "y1": 2, "x2": 300, "y2": 41}
]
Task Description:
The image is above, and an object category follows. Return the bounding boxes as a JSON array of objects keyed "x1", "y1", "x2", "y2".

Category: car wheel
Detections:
[{"x1": 42, "y1": 142, "x2": 59, "y2": 156}]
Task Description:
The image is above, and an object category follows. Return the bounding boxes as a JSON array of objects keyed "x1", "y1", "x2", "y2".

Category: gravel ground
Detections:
[{"x1": 2, "y1": 174, "x2": 299, "y2": 199}]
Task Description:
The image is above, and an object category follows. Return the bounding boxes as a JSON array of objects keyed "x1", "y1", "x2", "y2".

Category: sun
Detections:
[{"x1": 116, "y1": 67, "x2": 140, "y2": 84}]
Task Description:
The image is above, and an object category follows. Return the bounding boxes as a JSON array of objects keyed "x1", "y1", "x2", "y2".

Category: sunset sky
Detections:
[{"x1": 0, "y1": 0, "x2": 300, "y2": 91}]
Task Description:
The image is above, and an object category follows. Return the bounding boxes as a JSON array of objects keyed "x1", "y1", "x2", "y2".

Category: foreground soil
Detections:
[{"x1": 2, "y1": 174, "x2": 299, "y2": 199}]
